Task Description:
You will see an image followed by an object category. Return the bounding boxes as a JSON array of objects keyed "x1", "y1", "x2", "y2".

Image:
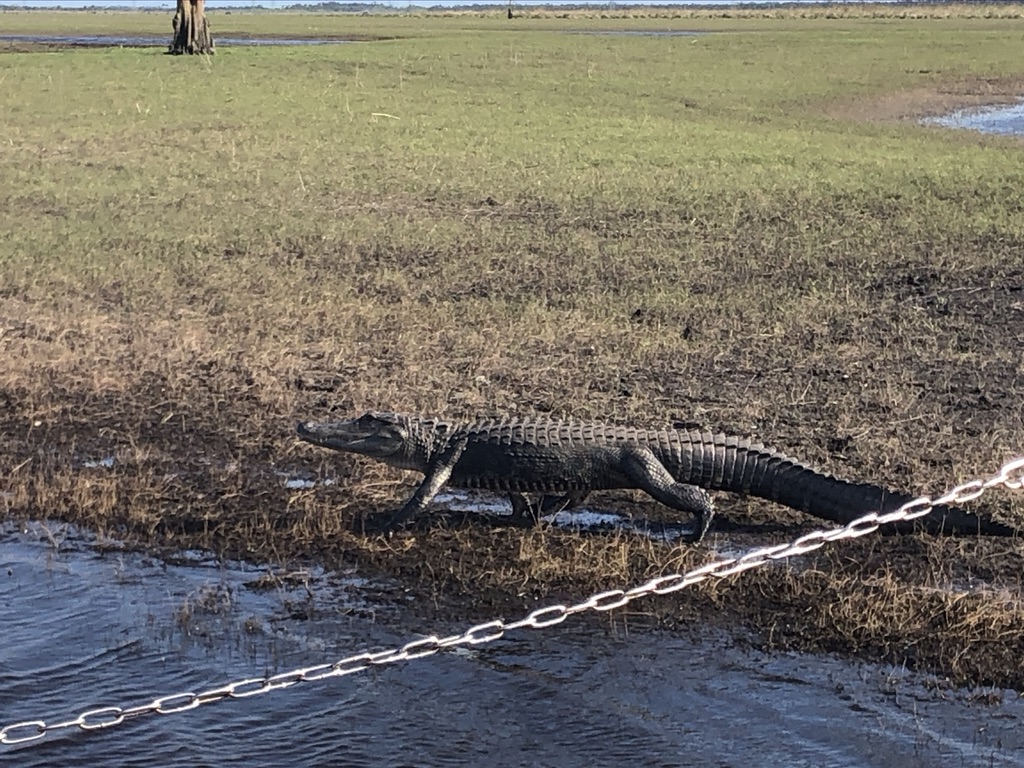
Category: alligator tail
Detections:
[{"x1": 686, "y1": 436, "x2": 1015, "y2": 536}]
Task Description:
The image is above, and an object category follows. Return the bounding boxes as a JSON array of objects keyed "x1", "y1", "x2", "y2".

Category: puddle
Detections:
[
  {"x1": 434, "y1": 489, "x2": 703, "y2": 542},
  {"x1": 434, "y1": 490, "x2": 518, "y2": 516},
  {"x1": 925, "y1": 100, "x2": 1024, "y2": 135},
  {"x1": 0, "y1": 34, "x2": 354, "y2": 48},
  {"x1": 279, "y1": 473, "x2": 334, "y2": 490},
  {"x1": 3, "y1": 520, "x2": 1024, "y2": 765},
  {"x1": 81, "y1": 456, "x2": 115, "y2": 470}
]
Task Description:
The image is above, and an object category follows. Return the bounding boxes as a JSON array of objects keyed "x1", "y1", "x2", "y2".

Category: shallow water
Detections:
[
  {"x1": 3, "y1": 521, "x2": 1023, "y2": 767},
  {"x1": 926, "y1": 100, "x2": 1024, "y2": 136},
  {"x1": 434, "y1": 489, "x2": 702, "y2": 541},
  {"x1": 0, "y1": 34, "x2": 352, "y2": 47}
]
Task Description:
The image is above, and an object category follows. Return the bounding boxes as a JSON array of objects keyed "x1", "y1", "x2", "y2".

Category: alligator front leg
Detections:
[
  {"x1": 369, "y1": 434, "x2": 469, "y2": 531},
  {"x1": 621, "y1": 445, "x2": 715, "y2": 543}
]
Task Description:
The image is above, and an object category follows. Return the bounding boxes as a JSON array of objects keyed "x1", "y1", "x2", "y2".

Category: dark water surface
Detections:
[
  {"x1": 0, "y1": 34, "x2": 352, "y2": 47},
  {"x1": 3, "y1": 521, "x2": 1023, "y2": 767},
  {"x1": 926, "y1": 101, "x2": 1024, "y2": 136}
]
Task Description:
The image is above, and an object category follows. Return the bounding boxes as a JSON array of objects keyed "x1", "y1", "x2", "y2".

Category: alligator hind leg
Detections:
[{"x1": 621, "y1": 445, "x2": 715, "y2": 543}]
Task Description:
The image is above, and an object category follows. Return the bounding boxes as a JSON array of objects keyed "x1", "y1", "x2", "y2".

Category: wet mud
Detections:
[{"x1": 829, "y1": 73, "x2": 1024, "y2": 124}]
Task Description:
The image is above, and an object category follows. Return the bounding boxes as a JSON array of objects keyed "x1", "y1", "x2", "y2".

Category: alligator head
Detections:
[
  {"x1": 297, "y1": 411, "x2": 435, "y2": 471},
  {"x1": 297, "y1": 411, "x2": 410, "y2": 455}
]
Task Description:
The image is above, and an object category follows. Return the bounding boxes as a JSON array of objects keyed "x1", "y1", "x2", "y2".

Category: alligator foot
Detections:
[
  {"x1": 508, "y1": 493, "x2": 541, "y2": 527},
  {"x1": 680, "y1": 511, "x2": 713, "y2": 544}
]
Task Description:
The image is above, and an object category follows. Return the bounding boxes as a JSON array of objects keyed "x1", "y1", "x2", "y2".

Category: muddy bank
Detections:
[{"x1": 830, "y1": 73, "x2": 1024, "y2": 123}]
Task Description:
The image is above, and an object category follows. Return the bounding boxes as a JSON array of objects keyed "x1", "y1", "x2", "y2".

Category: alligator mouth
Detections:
[
  {"x1": 296, "y1": 420, "x2": 352, "y2": 447},
  {"x1": 297, "y1": 420, "x2": 396, "y2": 455}
]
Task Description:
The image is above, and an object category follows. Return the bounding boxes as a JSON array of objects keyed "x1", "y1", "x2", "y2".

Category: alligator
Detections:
[{"x1": 296, "y1": 411, "x2": 1016, "y2": 542}]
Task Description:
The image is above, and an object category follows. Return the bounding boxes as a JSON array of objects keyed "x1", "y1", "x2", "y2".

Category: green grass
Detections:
[
  {"x1": 3, "y1": 18, "x2": 1022, "y2": 275},
  {"x1": 3, "y1": 12, "x2": 1023, "y2": 438},
  {"x1": 2, "y1": 21, "x2": 1022, "y2": 333}
]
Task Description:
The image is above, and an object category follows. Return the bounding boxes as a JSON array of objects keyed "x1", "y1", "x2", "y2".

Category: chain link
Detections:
[{"x1": 3, "y1": 455, "x2": 1022, "y2": 748}]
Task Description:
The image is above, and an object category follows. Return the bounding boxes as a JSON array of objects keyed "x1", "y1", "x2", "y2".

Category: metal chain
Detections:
[{"x1": 3, "y1": 455, "x2": 1023, "y2": 748}]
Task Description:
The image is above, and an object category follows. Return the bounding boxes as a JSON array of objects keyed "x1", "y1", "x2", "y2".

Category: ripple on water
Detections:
[{"x1": 3, "y1": 521, "x2": 1024, "y2": 766}]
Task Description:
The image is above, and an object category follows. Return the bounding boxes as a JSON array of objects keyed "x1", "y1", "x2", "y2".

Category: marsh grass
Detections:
[{"x1": 2, "y1": 8, "x2": 1024, "y2": 686}]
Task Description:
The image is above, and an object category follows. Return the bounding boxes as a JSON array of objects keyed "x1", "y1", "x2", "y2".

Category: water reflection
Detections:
[{"x1": 0, "y1": 34, "x2": 353, "y2": 47}]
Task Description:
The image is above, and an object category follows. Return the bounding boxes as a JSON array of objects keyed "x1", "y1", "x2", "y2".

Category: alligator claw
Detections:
[{"x1": 683, "y1": 511, "x2": 714, "y2": 544}]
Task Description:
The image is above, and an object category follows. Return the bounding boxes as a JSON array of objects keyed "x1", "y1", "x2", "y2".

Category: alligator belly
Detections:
[{"x1": 448, "y1": 442, "x2": 630, "y2": 493}]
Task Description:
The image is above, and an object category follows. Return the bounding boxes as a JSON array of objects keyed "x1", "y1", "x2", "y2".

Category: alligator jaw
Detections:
[
  {"x1": 296, "y1": 415, "x2": 406, "y2": 459},
  {"x1": 296, "y1": 420, "x2": 354, "y2": 450}
]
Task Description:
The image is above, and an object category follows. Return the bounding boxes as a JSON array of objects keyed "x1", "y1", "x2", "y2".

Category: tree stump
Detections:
[{"x1": 169, "y1": 0, "x2": 214, "y2": 56}]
